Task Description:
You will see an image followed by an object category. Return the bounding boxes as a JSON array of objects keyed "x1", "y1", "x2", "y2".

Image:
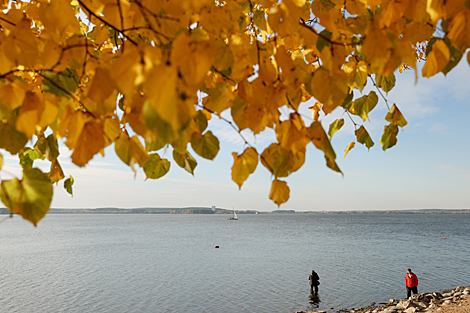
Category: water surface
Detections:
[{"x1": 0, "y1": 213, "x2": 469, "y2": 312}]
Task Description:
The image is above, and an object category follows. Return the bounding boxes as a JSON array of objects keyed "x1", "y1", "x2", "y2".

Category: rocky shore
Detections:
[{"x1": 297, "y1": 286, "x2": 470, "y2": 313}]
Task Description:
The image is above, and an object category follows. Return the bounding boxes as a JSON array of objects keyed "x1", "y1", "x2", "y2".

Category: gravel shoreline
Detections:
[{"x1": 296, "y1": 286, "x2": 470, "y2": 313}]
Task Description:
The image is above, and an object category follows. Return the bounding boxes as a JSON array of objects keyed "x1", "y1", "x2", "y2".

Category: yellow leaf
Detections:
[
  {"x1": 447, "y1": 11, "x2": 470, "y2": 51},
  {"x1": 328, "y1": 118, "x2": 345, "y2": 139},
  {"x1": 231, "y1": 147, "x2": 259, "y2": 189},
  {"x1": 237, "y1": 80, "x2": 271, "y2": 134},
  {"x1": 213, "y1": 39, "x2": 234, "y2": 72},
  {"x1": 385, "y1": 104, "x2": 408, "y2": 127},
  {"x1": 71, "y1": 120, "x2": 106, "y2": 167},
  {"x1": 0, "y1": 116, "x2": 28, "y2": 154},
  {"x1": 269, "y1": 179, "x2": 290, "y2": 207},
  {"x1": 403, "y1": 0, "x2": 429, "y2": 23},
  {"x1": 361, "y1": 18, "x2": 393, "y2": 68},
  {"x1": 260, "y1": 143, "x2": 304, "y2": 178},
  {"x1": 115, "y1": 133, "x2": 149, "y2": 174},
  {"x1": 306, "y1": 122, "x2": 342, "y2": 174},
  {"x1": 103, "y1": 117, "x2": 121, "y2": 147},
  {"x1": 87, "y1": 67, "x2": 115, "y2": 105},
  {"x1": 0, "y1": 167, "x2": 52, "y2": 226},
  {"x1": 344, "y1": 141, "x2": 355, "y2": 159},
  {"x1": 422, "y1": 39, "x2": 450, "y2": 78},
  {"x1": 267, "y1": 2, "x2": 302, "y2": 37},
  {"x1": 0, "y1": 153, "x2": 3, "y2": 170},
  {"x1": 49, "y1": 159, "x2": 65, "y2": 183},
  {"x1": 38, "y1": 0, "x2": 80, "y2": 40},
  {"x1": 0, "y1": 81, "x2": 26, "y2": 110},
  {"x1": 3, "y1": 18, "x2": 40, "y2": 68},
  {"x1": 311, "y1": 68, "x2": 349, "y2": 114},
  {"x1": 344, "y1": 59, "x2": 368, "y2": 92},
  {"x1": 345, "y1": 0, "x2": 367, "y2": 15},
  {"x1": 173, "y1": 150, "x2": 198, "y2": 175},
  {"x1": 355, "y1": 126, "x2": 374, "y2": 150},
  {"x1": 64, "y1": 111, "x2": 92, "y2": 150},
  {"x1": 402, "y1": 21, "x2": 435, "y2": 45},
  {"x1": 276, "y1": 112, "x2": 310, "y2": 154},
  {"x1": 170, "y1": 32, "x2": 215, "y2": 92},
  {"x1": 350, "y1": 91, "x2": 378, "y2": 121},
  {"x1": 145, "y1": 63, "x2": 195, "y2": 132},
  {"x1": 380, "y1": 0, "x2": 407, "y2": 28},
  {"x1": 203, "y1": 82, "x2": 234, "y2": 114},
  {"x1": 16, "y1": 92, "x2": 43, "y2": 139},
  {"x1": 308, "y1": 101, "x2": 321, "y2": 121}
]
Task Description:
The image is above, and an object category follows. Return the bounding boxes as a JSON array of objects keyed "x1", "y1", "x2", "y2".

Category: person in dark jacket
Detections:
[
  {"x1": 405, "y1": 268, "x2": 418, "y2": 298},
  {"x1": 309, "y1": 270, "x2": 320, "y2": 293}
]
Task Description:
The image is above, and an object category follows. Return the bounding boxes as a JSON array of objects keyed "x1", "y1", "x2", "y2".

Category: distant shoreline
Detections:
[{"x1": 1, "y1": 207, "x2": 469, "y2": 215}]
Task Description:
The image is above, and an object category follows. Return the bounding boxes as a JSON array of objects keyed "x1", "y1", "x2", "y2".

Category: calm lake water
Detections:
[{"x1": 0, "y1": 213, "x2": 469, "y2": 312}]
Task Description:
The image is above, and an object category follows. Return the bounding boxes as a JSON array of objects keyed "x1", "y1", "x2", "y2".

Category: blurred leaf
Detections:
[
  {"x1": 191, "y1": 131, "x2": 220, "y2": 160},
  {"x1": 42, "y1": 69, "x2": 79, "y2": 98},
  {"x1": 64, "y1": 175, "x2": 74, "y2": 196},
  {"x1": 146, "y1": 139, "x2": 166, "y2": 152},
  {"x1": 344, "y1": 141, "x2": 355, "y2": 159},
  {"x1": 328, "y1": 119, "x2": 345, "y2": 140},
  {"x1": 49, "y1": 159, "x2": 65, "y2": 183},
  {"x1": 0, "y1": 117, "x2": 28, "y2": 154},
  {"x1": 269, "y1": 179, "x2": 290, "y2": 207},
  {"x1": 422, "y1": 39, "x2": 450, "y2": 78},
  {"x1": 350, "y1": 91, "x2": 378, "y2": 121},
  {"x1": 115, "y1": 133, "x2": 149, "y2": 174},
  {"x1": 385, "y1": 104, "x2": 408, "y2": 127},
  {"x1": 306, "y1": 122, "x2": 342, "y2": 175},
  {"x1": 173, "y1": 150, "x2": 198, "y2": 175},
  {"x1": 355, "y1": 126, "x2": 375, "y2": 150},
  {"x1": 144, "y1": 154, "x2": 171, "y2": 180},
  {"x1": 380, "y1": 124, "x2": 399, "y2": 151},
  {"x1": 231, "y1": 147, "x2": 258, "y2": 189},
  {"x1": 376, "y1": 74, "x2": 396, "y2": 93},
  {"x1": 19, "y1": 148, "x2": 45, "y2": 169},
  {"x1": 0, "y1": 168, "x2": 52, "y2": 226},
  {"x1": 46, "y1": 134, "x2": 60, "y2": 161}
]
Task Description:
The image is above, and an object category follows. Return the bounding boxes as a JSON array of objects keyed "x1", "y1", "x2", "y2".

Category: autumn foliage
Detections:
[{"x1": 0, "y1": 0, "x2": 469, "y2": 225}]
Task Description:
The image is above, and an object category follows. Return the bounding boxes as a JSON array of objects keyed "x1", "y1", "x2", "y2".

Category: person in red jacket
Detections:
[{"x1": 405, "y1": 268, "x2": 419, "y2": 298}]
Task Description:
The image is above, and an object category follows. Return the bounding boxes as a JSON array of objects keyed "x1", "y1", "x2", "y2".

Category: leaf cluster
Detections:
[{"x1": 1, "y1": 0, "x2": 469, "y2": 224}]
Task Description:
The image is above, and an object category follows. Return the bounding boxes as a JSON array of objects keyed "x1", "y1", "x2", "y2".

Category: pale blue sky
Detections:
[{"x1": 1, "y1": 61, "x2": 469, "y2": 211}]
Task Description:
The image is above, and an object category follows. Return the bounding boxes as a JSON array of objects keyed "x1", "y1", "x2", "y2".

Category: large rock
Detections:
[
  {"x1": 413, "y1": 301, "x2": 429, "y2": 309},
  {"x1": 433, "y1": 292, "x2": 443, "y2": 299},
  {"x1": 430, "y1": 298, "x2": 442, "y2": 305},
  {"x1": 456, "y1": 286, "x2": 465, "y2": 292},
  {"x1": 440, "y1": 296, "x2": 454, "y2": 302}
]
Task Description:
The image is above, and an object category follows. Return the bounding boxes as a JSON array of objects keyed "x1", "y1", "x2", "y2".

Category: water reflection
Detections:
[{"x1": 309, "y1": 292, "x2": 321, "y2": 308}]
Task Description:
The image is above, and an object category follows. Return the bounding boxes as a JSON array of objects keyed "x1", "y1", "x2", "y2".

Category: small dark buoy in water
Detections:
[
  {"x1": 215, "y1": 245, "x2": 219, "y2": 248},
  {"x1": 443, "y1": 237, "x2": 447, "y2": 239}
]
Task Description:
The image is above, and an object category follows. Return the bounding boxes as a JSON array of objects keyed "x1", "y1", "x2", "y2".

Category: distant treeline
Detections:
[{"x1": 1, "y1": 207, "x2": 469, "y2": 215}]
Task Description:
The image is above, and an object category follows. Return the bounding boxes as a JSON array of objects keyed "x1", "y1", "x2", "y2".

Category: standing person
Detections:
[
  {"x1": 405, "y1": 268, "x2": 418, "y2": 298},
  {"x1": 309, "y1": 270, "x2": 320, "y2": 294}
]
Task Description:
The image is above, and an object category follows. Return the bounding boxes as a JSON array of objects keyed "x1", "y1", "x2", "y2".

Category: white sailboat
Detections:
[{"x1": 228, "y1": 208, "x2": 238, "y2": 220}]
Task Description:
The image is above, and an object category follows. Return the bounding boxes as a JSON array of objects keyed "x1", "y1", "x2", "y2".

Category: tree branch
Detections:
[{"x1": 78, "y1": 0, "x2": 138, "y2": 46}]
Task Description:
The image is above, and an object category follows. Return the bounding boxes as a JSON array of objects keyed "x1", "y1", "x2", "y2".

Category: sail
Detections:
[{"x1": 233, "y1": 212, "x2": 238, "y2": 219}]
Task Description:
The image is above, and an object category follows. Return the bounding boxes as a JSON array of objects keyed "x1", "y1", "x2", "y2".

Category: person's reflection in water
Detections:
[{"x1": 309, "y1": 292, "x2": 321, "y2": 308}]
